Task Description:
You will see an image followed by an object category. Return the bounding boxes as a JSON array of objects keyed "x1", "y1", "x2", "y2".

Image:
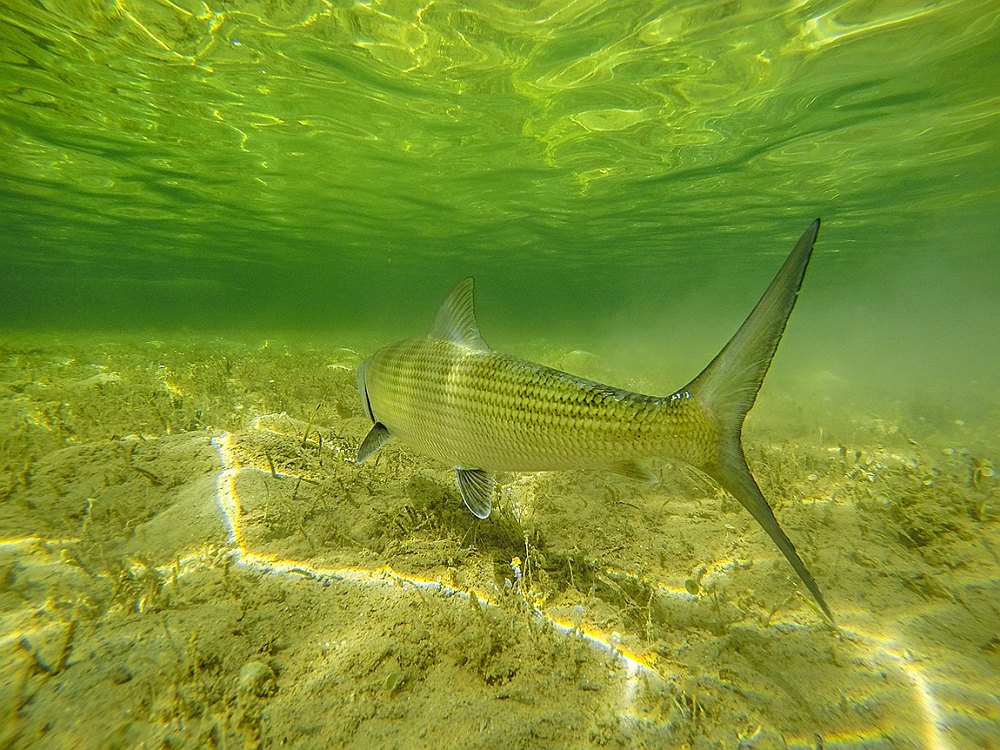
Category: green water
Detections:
[
  {"x1": 1, "y1": 3, "x2": 999, "y2": 747},
  {"x1": 3, "y1": 0, "x2": 998, "y2": 387}
]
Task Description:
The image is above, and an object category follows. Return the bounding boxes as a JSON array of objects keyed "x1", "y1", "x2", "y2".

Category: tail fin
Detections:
[{"x1": 686, "y1": 219, "x2": 833, "y2": 622}]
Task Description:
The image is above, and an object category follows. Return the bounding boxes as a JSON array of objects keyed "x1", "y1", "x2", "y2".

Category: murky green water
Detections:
[
  {"x1": 2, "y1": 2, "x2": 998, "y2": 748},
  {"x1": 4, "y1": 0, "x2": 998, "y2": 382}
]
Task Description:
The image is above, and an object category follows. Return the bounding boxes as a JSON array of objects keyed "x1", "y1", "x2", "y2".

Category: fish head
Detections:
[{"x1": 355, "y1": 359, "x2": 375, "y2": 422}]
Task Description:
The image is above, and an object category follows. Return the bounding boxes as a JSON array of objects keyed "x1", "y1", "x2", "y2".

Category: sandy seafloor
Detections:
[{"x1": 0, "y1": 334, "x2": 997, "y2": 750}]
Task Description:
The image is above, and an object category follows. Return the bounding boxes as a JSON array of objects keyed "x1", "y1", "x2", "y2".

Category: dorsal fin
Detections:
[{"x1": 428, "y1": 278, "x2": 491, "y2": 351}]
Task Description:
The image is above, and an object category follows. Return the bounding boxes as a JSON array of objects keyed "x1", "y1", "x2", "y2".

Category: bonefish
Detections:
[{"x1": 355, "y1": 220, "x2": 832, "y2": 621}]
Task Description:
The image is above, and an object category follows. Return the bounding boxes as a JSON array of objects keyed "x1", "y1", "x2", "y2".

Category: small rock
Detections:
[
  {"x1": 237, "y1": 661, "x2": 276, "y2": 698},
  {"x1": 110, "y1": 665, "x2": 133, "y2": 684}
]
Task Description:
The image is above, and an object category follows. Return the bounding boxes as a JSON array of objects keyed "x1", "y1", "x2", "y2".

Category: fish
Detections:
[{"x1": 355, "y1": 219, "x2": 832, "y2": 622}]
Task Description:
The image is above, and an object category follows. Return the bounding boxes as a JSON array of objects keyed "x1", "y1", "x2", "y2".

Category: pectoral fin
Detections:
[
  {"x1": 455, "y1": 468, "x2": 494, "y2": 519},
  {"x1": 356, "y1": 423, "x2": 393, "y2": 463}
]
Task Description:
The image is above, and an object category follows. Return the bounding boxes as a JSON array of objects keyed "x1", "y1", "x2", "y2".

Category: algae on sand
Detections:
[{"x1": 1, "y1": 335, "x2": 998, "y2": 748}]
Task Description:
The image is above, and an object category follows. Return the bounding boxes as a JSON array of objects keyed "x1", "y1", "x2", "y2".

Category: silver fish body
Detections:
[
  {"x1": 360, "y1": 337, "x2": 715, "y2": 473},
  {"x1": 355, "y1": 220, "x2": 834, "y2": 622}
]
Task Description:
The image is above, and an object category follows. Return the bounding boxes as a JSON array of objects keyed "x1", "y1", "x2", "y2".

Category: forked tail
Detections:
[{"x1": 685, "y1": 219, "x2": 833, "y2": 622}]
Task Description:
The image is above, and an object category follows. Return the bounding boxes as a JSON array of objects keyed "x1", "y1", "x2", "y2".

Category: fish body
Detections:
[
  {"x1": 355, "y1": 220, "x2": 833, "y2": 621},
  {"x1": 360, "y1": 338, "x2": 717, "y2": 473}
]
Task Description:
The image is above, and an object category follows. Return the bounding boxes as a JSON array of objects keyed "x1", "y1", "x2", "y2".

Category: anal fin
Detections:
[
  {"x1": 612, "y1": 459, "x2": 659, "y2": 484},
  {"x1": 455, "y1": 468, "x2": 494, "y2": 519}
]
